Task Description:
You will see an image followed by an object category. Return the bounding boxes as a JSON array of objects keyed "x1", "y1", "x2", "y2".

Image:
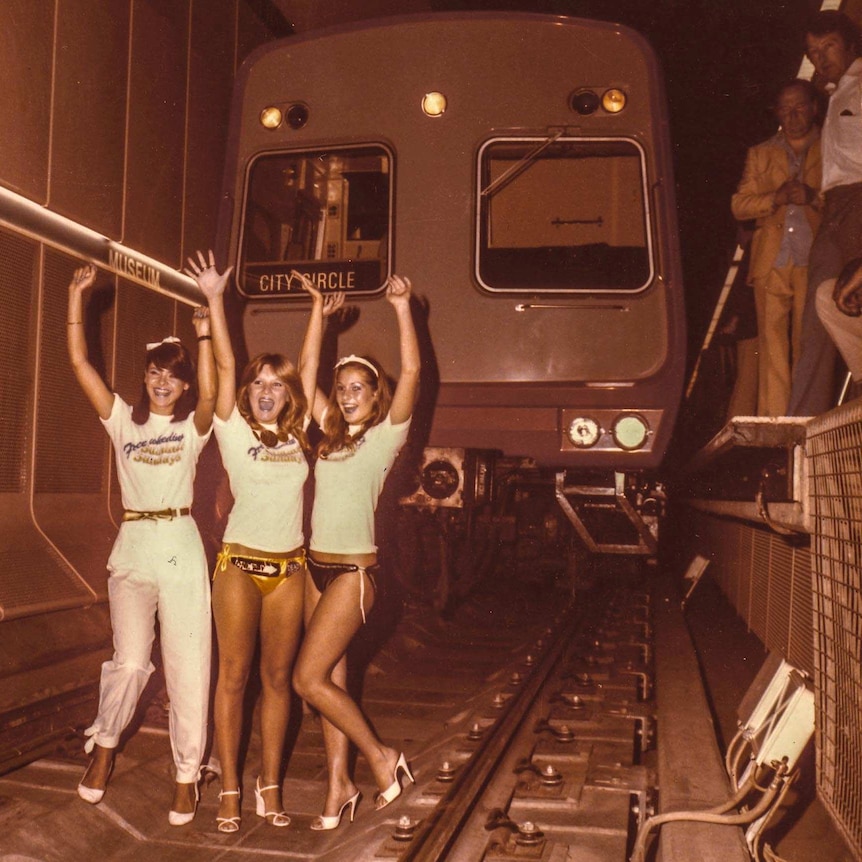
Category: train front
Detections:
[{"x1": 219, "y1": 12, "x2": 685, "y2": 561}]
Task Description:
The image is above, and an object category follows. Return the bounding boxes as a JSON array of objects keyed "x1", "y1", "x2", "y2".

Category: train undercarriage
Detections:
[{"x1": 390, "y1": 446, "x2": 666, "y2": 614}]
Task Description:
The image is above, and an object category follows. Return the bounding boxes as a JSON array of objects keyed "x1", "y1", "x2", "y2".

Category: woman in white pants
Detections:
[{"x1": 68, "y1": 263, "x2": 216, "y2": 825}]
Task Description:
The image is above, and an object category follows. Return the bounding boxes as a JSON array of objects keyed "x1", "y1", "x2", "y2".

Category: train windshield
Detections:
[
  {"x1": 236, "y1": 145, "x2": 392, "y2": 298},
  {"x1": 477, "y1": 137, "x2": 652, "y2": 293}
]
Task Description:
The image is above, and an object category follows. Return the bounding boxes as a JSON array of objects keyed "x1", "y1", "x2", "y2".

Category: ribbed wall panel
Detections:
[
  {"x1": 0, "y1": 230, "x2": 36, "y2": 492},
  {"x1": 35, "y1": 250, "x2": 109, "y2": 493},
  {"x1": 767, "y1": 538, "x2": 793, "y2": 660},
  {"x1": 737, "y1": 524, "x2": 754, "y2": 627},
  {"x1": 688, "y1": 513, "x2": 814, "y2": 678},
  {"x1": 786, "y1": 546, "x2": 813, "y2": 675},
  {"x1": 749, "y1": 529, "x2": 770, "y2": 643}
]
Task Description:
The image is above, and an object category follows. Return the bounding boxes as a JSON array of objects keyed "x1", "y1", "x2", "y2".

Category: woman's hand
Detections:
[
  {"x1": 323, "y1": 292, "x2": 345, "y2": 317},
  {"x1": 386, "y1": 274, "x2": 412, "y2": 307},
  {"x1": 292, "y1": 269, "x2": 346, "y2": 317},
  {"x1": 184, "y1": 249, "x2": 233, "y2": 301},
  {"x1": 69, "y1": 264, "x2": 96, "y2": 297}
]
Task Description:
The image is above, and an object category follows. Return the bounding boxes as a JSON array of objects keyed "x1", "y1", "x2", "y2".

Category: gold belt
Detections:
[{"x1": 122, "y1": 507, "x2": 191, "y2": 522}]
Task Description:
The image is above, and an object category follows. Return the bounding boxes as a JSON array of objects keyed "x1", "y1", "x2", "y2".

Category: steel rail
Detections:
[{"x1": 399, "y1": 600, "x2": 585, "y2": 862}]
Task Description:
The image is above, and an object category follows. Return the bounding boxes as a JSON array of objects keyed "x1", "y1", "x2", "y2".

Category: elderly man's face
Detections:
[
  {"x1": 775, "y1": 85, "x2": 817, "y2": 139},
  {"x1": 805, "y1": 30, "x2": 856, "y2": 84}
]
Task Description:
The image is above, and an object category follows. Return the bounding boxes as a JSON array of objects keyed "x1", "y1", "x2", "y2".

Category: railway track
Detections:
[{"x1": 0, "y1": 575, "x2": 657, "y2": 861}]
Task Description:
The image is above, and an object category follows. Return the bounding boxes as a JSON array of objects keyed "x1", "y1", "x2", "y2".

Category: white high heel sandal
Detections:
[
  {"x1": 168, "y1": 781, "x2": 199, "y2": 826},
  {"x1": 216, "y1": 788, "x2": 241, "y2": 833},
  {"x1": 310, "y1": 790, "x2": 361, "y2": 831},
  {"x1": 375, "y1": 753, "x2": 415, "y2": 810},
  {"x1": 254, "y1": 777, "x2": 291, "y2": 827},
  {"x1": 77, "y1": 757, "x2": 113, "y2": 805}
]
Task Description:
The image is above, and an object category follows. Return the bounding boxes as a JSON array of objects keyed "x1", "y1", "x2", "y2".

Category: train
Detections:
[
  {"x1": 0, "y1": 6, "x2": 684, "y2": 773},
  {"x1": 216, "y1": 12, "x2": 686, "y2": 575}
]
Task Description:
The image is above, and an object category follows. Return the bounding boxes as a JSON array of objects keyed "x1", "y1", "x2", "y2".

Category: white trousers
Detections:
[
  {"x1": 816, "y1": 278, "x2": 862, "y2": 381},
  {"x1": 84, "y1": 517, "x2": 212, "y2": 783}
]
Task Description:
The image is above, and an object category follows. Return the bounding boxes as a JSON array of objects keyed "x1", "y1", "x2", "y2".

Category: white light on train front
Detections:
[
  {"x1": 612, "y1": 413, "x2": 649, "y2": 450},
  {"x1": 260, "y1": 106, "x2": 283, "y2": 129},
  {"x1": 602, "y1": 88, "x2": 627, "y2": 113},
  {"x1": 422, "y1": 92, "x2": 447, "y2": 117},
  {"x1": 566, "y1": 416, "x2": 601, "y2": 449}
]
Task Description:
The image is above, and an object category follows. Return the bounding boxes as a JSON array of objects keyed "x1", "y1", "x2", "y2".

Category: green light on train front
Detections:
[
  {"x1": 422, "y1": 92, "x2": 447, "y2": 117},
  {"x1": 260, "y1": 106, "x2": 283, "y2": 129},
  {"x1": 612, "y1": 413, "x2": 649, "y2": 451}
]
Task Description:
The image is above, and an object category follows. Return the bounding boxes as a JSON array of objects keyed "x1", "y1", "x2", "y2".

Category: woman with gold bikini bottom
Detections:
[{"x1": 190, "y1": 251, "x2": 342, "y2": 833}]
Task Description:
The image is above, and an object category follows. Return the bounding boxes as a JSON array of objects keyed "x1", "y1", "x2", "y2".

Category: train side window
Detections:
[
  {"x1": 476, "y1": 137, "x2": 653, "y2": 293},
  {"x1": 237, "y1": 145, "x2": 392, "y2": 298}
]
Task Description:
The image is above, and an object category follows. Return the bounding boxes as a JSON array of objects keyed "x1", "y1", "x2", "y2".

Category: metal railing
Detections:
[{"x1": 805, "y1": 403, "x2": 862, "y2": 857}]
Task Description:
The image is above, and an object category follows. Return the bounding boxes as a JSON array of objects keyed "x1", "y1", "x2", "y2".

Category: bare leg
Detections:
[
  {"x1": 256, "y1": 570, "x2": 305, "y2": 819},
  {"x1": 294, "y1": 573, "x2": 399, "y2": 797},
  {"x1": 304, "y1": 578, "x2": 357, "y2": 814},
  {"x1": 212, "y1": 565, "x2": 262, "y2": 823}
]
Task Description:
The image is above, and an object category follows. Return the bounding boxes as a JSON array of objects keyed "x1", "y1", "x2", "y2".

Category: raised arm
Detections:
[
  {"x1": 67, "y1": 264, "x2": 114, "y2": 420},
  {"x1": 386, "y1": 274, "x2": 420, "y2": 425},
  {"x1": 296, "y1": 271, "x2": 345, "y2": 425},
  {"x1": 185, "y1": 249, "x2": 235, "y2": 422},
  {"x1": 191, "y1": 304, "x2": 216, "y2": 435}
]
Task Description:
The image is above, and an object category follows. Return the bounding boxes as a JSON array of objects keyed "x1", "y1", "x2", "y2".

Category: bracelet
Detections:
[
  {"x1": 67, "y1": 321, "x2": 83, "y2": 325},
  {"x1": 197, "y1": 335, "x2": 212, "y2": 342}
]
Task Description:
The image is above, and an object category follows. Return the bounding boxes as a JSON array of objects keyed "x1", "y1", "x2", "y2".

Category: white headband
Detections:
[
  {"x1": 335, "y1": 354, "x2": 379, "y2": 378},
  {"x1": 146, "y1": 336, "x2": 182, "y2": 351}
]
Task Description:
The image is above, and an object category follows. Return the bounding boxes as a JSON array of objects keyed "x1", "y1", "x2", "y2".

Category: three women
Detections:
[{"x1": 69, "y1": 256, "x2": 419, "y2": 830}]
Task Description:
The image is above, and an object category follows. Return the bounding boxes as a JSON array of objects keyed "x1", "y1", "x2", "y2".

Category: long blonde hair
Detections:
[{"x1": 237, "y1": 353, "x2": 309, "y2": 450}]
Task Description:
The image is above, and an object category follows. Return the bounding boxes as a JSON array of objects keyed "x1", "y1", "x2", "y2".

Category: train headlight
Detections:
[
  {"x1": 566, "y1": 416, "x2": 601, "y2": 449},
  {"x1": 570, "y1": 89, "x2": 600, "y2": 115},
  {"x1": 421, "y1": 458, "x2": 461, "y2": 499},
  {"x1": 611, "y1": 413, "x2": 650, "y2": 451},
  {"x1": 602, "y1": 88, "x2": 627, "y2": 113},
  {"x1": 422, "y1": 92, "x2": 447, "y2": 117},
  {"x1": 260, "y1": 106, "x2": 283, "y2": 129}
]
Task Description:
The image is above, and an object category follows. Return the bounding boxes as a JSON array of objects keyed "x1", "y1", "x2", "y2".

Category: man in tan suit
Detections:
[{"x1": 732, "y1": 79, "x2": 822, "y2": 416}]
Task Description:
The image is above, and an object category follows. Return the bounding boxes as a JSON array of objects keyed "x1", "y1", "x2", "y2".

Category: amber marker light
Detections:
[
  {"x1": 422, "y1": 92, "x2": 447, "y2": 117},
  {"x1": 602, "y1": 88, "x2": 627, "y2": 113},
  {"x1": 260, "y1": 106, "x2": 283, "y2": 129}
]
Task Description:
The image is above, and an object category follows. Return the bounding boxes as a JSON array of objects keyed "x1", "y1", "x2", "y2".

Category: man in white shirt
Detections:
[{"x1": 789, "y1": 11, "x2": 862, "y2": 414}]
